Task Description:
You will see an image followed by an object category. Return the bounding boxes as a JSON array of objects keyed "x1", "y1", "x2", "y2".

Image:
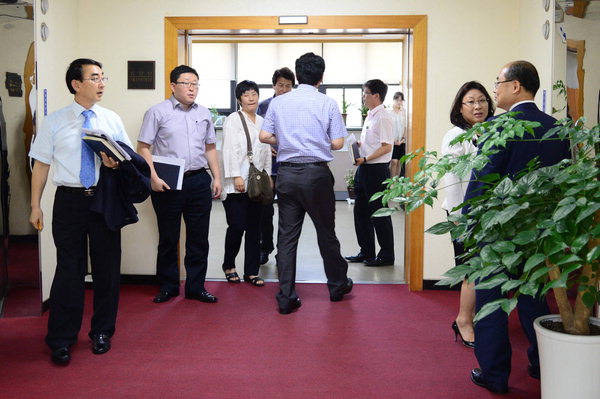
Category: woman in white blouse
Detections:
[
  {"x1": 389, "y1": 91, "x2": 406, "y2": 178},
  {"x1": 221, "y1": 80, "x2": 272, "y2": 286},
  {"x1": 442, "y1": 81, "x2": 494, "y2": 348}
]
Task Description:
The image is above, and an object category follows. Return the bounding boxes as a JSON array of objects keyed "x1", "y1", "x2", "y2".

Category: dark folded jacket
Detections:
[{"x1": 91, "y1": 142, "x2": 151, "y2": 230}]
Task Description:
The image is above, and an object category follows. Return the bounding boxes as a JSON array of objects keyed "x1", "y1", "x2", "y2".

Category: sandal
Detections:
[
  {"x1": 224, "y1": 269, "x2": 241, "y2": 283},
  {"x1": 244, "y1": 275, "x2": 265, "y2": 287}
]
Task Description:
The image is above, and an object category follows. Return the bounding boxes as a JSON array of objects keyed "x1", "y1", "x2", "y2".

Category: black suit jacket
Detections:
[
  {"x1": 91, "y1": 142, "x2": 151, "y2": 231},
  {"x1": 463, "y1": 102, "x2": 570, "y2": 207}
]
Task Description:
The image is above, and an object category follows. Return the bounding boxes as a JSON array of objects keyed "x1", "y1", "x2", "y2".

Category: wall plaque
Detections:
[{"x1": 127, "y1": 61, "x2": 155, "y2": 90}]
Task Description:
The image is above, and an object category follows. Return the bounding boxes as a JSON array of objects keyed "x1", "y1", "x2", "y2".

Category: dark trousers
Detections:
[
  {"x1": 259, "y1": 175, "x2": 277, "y2": 253},
  {"x1": 475, "y1": 282, "x2": 550, "y2": 390},
  {"x1": 353, "y1": 163, "x2": 394, "y2": 261},
  {"x1": 275, "y1": 163, "x2": 348, "y2": 309},
  {"x1": 151, "y1": 170, "x2": 212, "y2": 296},
  {"x1": 392, "y1": 143, "x2": 406, "y2": 177},
  {"x1": 46, "y1": 188, "x2": 121, "y2": 349},
  {"x1": 222, "y1": 193, "x2": 263, "y2": 276}
]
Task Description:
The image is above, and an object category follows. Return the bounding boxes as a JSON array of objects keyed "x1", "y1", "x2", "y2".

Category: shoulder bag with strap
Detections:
[{"x1": 238, "y1": 111, "x2": 273, "y2": 205}]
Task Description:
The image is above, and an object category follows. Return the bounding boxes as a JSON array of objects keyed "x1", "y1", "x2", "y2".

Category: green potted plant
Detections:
[
  {"x1": 359, "y1": 104, "x2": 369, "y2": 126},
  {"x1": 341, "y1": 90, "x2": 353, "y2": 125},
  {"x1": 344, "y1": 168, "x2": 356, "y2": 200},
  {"x1": 372, "y1": 113, "x2": 600, "y2": 397}
]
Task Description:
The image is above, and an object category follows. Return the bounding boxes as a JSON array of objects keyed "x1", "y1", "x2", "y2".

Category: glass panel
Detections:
[
  {"x1": 196, "y1": 79, "x2": 231, "y2": 109},
  {"x1": 191, "y1": 43, "x2": 234, "y2": 109},
  {"x1": 326, "y1": 87, "x2": 363, "y2": 128},
  {"x1": 323, "y1": 43, "x2": 366, "y2": 84},
  {"x1": 238, "y1": 42, "x2": 322, "y2": 85},
  {"x1": 366, "y1": 42, "x2": 403, "y2": 83}
]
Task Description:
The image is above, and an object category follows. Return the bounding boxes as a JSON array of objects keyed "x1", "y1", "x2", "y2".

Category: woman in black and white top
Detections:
[
  {"x1": 221, "y1": 80, "x2": 272, "y2": 286},
  {"x1": 442, "y1": 81, "x2": 494, "y2": 348}
]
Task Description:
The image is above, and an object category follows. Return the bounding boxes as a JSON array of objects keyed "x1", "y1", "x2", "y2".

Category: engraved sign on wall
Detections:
[
  {"x1": 5, "y1": 72, "x2": 23, "y2": 97},
  {"x1": 127, "y1": 61, "x2": 155, "y2": 90}
]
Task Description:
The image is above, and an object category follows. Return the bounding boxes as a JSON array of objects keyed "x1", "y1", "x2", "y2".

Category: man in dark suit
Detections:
[{"x1": 465, "y1": 61, "x2": 571, "y2": 394}]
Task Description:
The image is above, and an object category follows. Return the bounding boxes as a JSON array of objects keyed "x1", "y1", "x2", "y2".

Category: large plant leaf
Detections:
[
  {"x1": 523, "y1": 253, "x2": 546, "y2": 272},
  {"x1": 576, "y1": 203, "x2": 600, "y2": 224},
  {"x1": 513, "y1": 230, "x2": 538, "y2": 245},
  {"x1": 501, "y1": 279, "x2": 525, "y2": 293},
  {"x1": 475, "y1": 273, "x2": 508, "y2": 289},
  {"x1": 425, "y1": 221, "x2": 455, "y2": 235},
  {"x1": 553, "y1": 203, "x2": 577, "y2": 221}
]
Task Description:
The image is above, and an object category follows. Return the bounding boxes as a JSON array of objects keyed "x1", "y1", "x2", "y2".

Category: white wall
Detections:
[
  {"x1": 36, "y1": 0, "x2": 571, "y2": 299},
  {"x1": 35, "y1": 0, "x2": 79, "y2": 299}
]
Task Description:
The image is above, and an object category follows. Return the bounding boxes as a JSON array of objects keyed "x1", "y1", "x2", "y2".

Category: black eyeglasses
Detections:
[
  {"x1": 462, "y1": 99, "x2": 489, "y2": 107},
  {"x1": 83, "y1": 77, "x2": 109, "y2": 84},
  {"x1": 175, "y1": 82, "x2": 199, "y2": 89},
  {"x1": 494, "y1": 79, "x2": 514, "y2": 88}
]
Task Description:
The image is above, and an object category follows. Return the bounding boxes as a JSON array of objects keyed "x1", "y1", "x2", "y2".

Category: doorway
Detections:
[
  {"x1": 164, "y1": 15, "x2": 428, "y2": 290},
  {"x1": 0, "y1": 1, "x2": 41, "y2": 317}
]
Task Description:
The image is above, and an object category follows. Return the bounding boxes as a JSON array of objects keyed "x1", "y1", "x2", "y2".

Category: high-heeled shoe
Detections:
[{"x1": 452, "y1": 321, "x2": 475, "y2": 348}]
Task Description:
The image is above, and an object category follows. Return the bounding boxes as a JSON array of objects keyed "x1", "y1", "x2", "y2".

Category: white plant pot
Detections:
[{"x1": 534, "y1": 315, "x2": 600, "y2": 399}]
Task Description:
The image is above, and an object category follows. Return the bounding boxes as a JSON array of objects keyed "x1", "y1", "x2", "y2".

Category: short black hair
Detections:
[
  {"x1": 235, "y1": 80, "x2": 260, "y2": 101},
  {"x1": 65, "y1": 58, "x2": 102, "y2": 94},
  {"x1": 295, "y1": 53, "x2": 325, "y2": 86},
  {"x1": 170, "y1": 65, "x2": 199, "y2": 83},
  {"x1": 449, "y1": 81, "x2": 495, "y2": 130},
  {"x1": 364, "y1": 79, "x2": 388, "y2": 103},
  {"x1": 272, "y1": 67, "x2": 296, "y2": 86},
  {"x1": 504, "y1": 60, "x2": 540, "y2": 96},
  {"x1": 393, "y1": 92, "x2": 404, "y2": 101}
]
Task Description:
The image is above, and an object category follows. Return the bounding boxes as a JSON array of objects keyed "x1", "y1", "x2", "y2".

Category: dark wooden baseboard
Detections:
[{"x1": 423, "y1": 279, "x2": 460, "y2": 291}]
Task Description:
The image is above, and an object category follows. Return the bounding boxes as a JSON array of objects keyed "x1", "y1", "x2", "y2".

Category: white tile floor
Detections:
[{"x1": 205, "y1": 200, "x2": 405, "y2": 284}]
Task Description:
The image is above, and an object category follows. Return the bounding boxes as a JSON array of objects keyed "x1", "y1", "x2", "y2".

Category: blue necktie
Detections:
[{"x1": 80, "y1": 110, "x2": 95, "y2": 188}]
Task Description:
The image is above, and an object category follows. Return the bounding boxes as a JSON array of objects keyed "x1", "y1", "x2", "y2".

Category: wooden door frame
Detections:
[
  {"x1": 164, "y1": 15, "x2": 427, "y2": 291},
  {"x1": 566, "y1": 39, "x2": 585, "y2": 120}
]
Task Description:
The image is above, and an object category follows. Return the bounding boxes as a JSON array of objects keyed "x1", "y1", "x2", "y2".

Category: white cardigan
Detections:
[
  {"x1": 221, "y1": 111, "x2": 272, "y2": 196},
  {"x1": 441, "y1": 125, "x2": 477, "y2": 215}
]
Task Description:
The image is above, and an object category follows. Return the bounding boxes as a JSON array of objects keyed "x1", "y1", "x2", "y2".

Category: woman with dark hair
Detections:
[
  {"x1": 389, "y1": 91, "x2": 406, "y2": 177},
  {"x1": 442, "y1": 81, "x2": 495, "y2": 348},
  {"x1": 220, "y1": 80, "x2": 272, "y2": 286}
]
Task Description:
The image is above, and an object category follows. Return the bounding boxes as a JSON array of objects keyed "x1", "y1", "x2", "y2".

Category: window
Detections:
[{"x1": 190, "y1": 40, "x2": 403, "y2": 125}]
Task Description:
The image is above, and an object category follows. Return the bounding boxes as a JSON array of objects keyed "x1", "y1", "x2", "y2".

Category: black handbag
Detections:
[{"x1": 238, "y1": 111, "x2": 273, "y2": 205}]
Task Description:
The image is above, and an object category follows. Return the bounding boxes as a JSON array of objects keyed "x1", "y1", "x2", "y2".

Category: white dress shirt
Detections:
[
  {"x1": 360, "y1": 104, "x2": 394, "y2": 163},
  {"x1": 29, "y1": 101, "x2": 131, "y2": 187}
]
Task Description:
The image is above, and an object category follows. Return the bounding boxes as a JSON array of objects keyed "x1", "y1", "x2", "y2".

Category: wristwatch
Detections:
[{"x1": 363, "y1": 157, "x2": 368, "y2": 163}]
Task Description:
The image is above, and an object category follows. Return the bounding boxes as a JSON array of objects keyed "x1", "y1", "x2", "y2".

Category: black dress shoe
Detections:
[
  {"x1": 51, "y1": 346, "x2": 71, "y2": 365},
  {"x1": 153, "y1": 290, "x2": 179, "y2": 303},
  {"x1": 470, "y1": 368, "x2": 508, "y2": 394},
  {"x1": 91, "y1": 334, "x2": 111, "y2": 355},
  {"x1": 363, "y1": 257, "x2": 394, "y2": 267},
  {"x1": 278, "y1": 298, "x2": 302, "y2": 315},
  {"x1": 527, "y1": 364, "x2": 540, "y2": 380},
  {"x1": 185, "y1": 291, "x2": 218, "y2": 303},
  {"x1": 330, "y1": 278, "x2": 353, "y2": 302},
  {"x1": 345, "y1": 253, "x2": 371, "y2": 262}
]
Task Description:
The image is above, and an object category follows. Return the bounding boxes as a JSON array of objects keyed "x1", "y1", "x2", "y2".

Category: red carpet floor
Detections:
[{"x1": 0, "y1": 282, "x2": 540, "y2": 398}]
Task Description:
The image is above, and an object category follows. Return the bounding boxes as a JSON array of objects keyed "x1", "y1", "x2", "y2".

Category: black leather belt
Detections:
[
  {"x1": 184, "y1": 168, "x2": 206, "y2": 177},
  {"x1": 279, "y1": 162, "x2": 327, "y2": 167},
  {"x1": 58, "y1": 186, "x2": 96, "y2": 197}
]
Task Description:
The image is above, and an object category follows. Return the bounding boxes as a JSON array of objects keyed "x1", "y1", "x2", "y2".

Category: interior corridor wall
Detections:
[
  {"x1": 35, "y1": 0, "x2": 563, "y2": 299},
  {"x1": 34, "y1": 0, "x2": 79, "y2": 299}
]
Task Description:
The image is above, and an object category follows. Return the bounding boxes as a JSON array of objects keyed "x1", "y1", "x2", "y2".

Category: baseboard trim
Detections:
[{"x1": 423, "y1": 279, "x2": 460, "y2": 291}]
